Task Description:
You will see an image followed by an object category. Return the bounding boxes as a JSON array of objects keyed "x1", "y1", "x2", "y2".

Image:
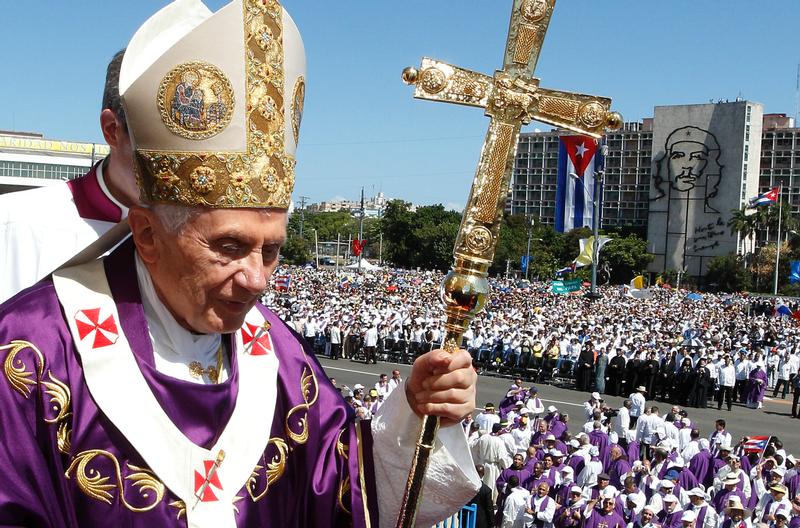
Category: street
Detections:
[{"x1": 318, "y1": 357, "x2": 800, "y2": 453}]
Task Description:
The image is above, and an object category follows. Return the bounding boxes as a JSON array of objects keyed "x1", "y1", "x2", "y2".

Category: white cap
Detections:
[
  {"x1": 660, "y1": 479, "x2": 675, "y2": 489},
  {"x1": 548, "y1": 405, "x2": 558, "y2": 413},
  {"x1": 570, "y1": 485, "x2": 583, "y2": 494},
  {"x1": 545, "y1": 434, "x2": 557, "y2": 441},
  {"x1": 772, "y1": 466, "x2": 786, "y2": 476},
  {"x1": 549, "y1": 449, "x2": 565, "y2": 457},
  {"x1": 353, "y1": 383, "x2": 364, "y2": 390},
  {"x1": 663, "y1": 494, "x2": 678, "y2": 503},
  {"x1": 681, "y1": 510, "x2": 697, "y2": 522},
  {"x1": 519, "y1": 407, "x2": 531, "y2": 415},
  {"x1": 687, "y1": 487, "x2": 706, "y2": 498},
  {"x1": 591, "y1": 392, "x2": 601, "y2": 400},
  {"x1": 569, "y1": 439, "x2": 580, "y2": 448},
  {"x1": 600, "y1": 487, "x2": 616, "y2": 499}
]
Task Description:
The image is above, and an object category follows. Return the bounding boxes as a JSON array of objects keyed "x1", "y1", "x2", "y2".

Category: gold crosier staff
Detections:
[{"x1": 396, "y1": 1, "x2": 622, "y2": 526}]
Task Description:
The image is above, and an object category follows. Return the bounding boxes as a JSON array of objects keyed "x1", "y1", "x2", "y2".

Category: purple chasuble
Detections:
[
  {"x1": 0, "y1": 241, "x2": 378, "y2": 527},
  {"x1": 609, "y1": 457, "x2": 631, "y2": 486},
  {"x1": 747, "y1": 368, "x2": 767, "y2": 403},
  {"x1": 689, "y1": 450, "x2": 714, "y2": 487},
  {"x1": 585, "y1": 509, "x2": 625, "y2": 528},
  {"x1": 711, "y1": 489, "x2": 746, "y2": 513}
]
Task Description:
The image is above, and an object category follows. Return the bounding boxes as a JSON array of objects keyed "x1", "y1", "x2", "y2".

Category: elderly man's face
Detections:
[
  {"x1": 642, "y1": 510, "x2": 654, "y2": 523},
  {"x1": 668, "y1": 141, "x2": 709, "y2": 192},
  {"x1": 537, "y1": 483, "x2": 549, "y2": 497},
  {"x1": 133, "y1": 207, "x2": 286, "y2": 333}
]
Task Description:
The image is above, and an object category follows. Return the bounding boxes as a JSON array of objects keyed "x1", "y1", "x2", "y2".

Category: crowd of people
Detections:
[
  {"x1": 463, "y1": 384, "x2": 800, "y2": 528},
  {"x1": 266, "y1": 266, "x2": 800, "y2": 414}
]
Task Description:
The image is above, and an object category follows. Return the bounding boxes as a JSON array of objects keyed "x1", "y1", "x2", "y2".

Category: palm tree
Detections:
[{"x1": 728, "y1": 207, "x2": 757, "y2": 260}]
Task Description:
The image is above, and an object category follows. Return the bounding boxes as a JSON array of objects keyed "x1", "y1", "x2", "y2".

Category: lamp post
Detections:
[
  {"x1": 569, "y1": 142, "x2": 606, "y2": 299},
  {"x1": 524, "y1": 216, "x2": 536, "y2": 281}
]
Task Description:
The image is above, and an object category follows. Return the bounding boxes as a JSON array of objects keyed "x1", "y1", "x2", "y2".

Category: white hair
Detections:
[
  {"x1": 150, "y1": 203, "x2": 201, "y2": 233},
  {"x1": 149, "y1": 203, "x2": 286, "y2": 233}
]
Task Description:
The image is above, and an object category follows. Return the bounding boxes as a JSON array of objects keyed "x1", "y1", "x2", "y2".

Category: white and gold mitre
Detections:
[{"x1": 119, "y1": 0, "x2": 305, "y2": 209}]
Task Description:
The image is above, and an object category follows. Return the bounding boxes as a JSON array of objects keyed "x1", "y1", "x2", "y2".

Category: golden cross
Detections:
[
  {"x1": 402, "y1": 0, "x2": 621, "y2": 266},
  {"x1": 396, "y1": 1, "x2": 621, "y2": 527}
]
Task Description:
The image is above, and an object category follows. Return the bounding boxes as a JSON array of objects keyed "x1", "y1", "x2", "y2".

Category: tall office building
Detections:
[{"x1": 508, "y1": 100, "x2": 768, "y2": 277}]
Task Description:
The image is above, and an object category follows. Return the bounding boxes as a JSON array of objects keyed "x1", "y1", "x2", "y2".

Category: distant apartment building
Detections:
[
  {"x1": 307, "y1": 191, "x2": 405, "y2": 217},
  {"x1": 759, "y1": 114, "x2": 799, "y2": 216},
  {"x1": 0, "y1": 131, "x2": 108, "y2": 194}
]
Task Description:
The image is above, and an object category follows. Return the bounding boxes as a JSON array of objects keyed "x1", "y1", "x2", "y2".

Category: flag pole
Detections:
[{"x1": 773, "y1": 183, "x2": 783, "y2": 295}]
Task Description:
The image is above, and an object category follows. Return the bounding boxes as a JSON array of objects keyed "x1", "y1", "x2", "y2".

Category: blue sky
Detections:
[{"x1": 1, "y1": 1, "x2": 797, "y2": 209}]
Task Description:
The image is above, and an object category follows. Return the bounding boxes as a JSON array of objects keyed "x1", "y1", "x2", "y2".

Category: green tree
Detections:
[
  {"x1": 705, "y1": 254, "x2": 752, "y2": 292},
  {"x1": 600, "y1": 234, "x2": 653, "y2": 284},
  {"x1": 280, "y1": 235, "x2": 311, "y2": 265}
]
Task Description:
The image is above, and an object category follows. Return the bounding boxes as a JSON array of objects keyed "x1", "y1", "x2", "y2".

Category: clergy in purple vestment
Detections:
[
  {"x1": 711, "y1": 480, "x2": 747, "y2": 512},
  {"x1": 608, "y1": 446, "x2": 632, "y2": 487},
  {"x1": 583, "y1": 491, "x2": 626, "y2": 528},
  {"x1": 550, "y1": 417, "x2": 568, "y2": 440},
  {"x1": 588, "y1": 426, "x2": 610, "y2": 466},
  {"x1": 0, "y1": 3, "x2": 483, "y2": 526},
  {"x1": 627, "y1": 440, "x2": 641, "y2": 465},
  {"x1": 497, "y1": 454, "x2": 534, "y2": 495},
  {"x1": 553, "y1": 488, "x2": 584, "y2": 528},
  {"x1": 746, "y1": 366, "x2": 768, "y2": 409},
  {"x1": 676, "y1": 467, "x2": 699, "y2": 491},
  {"x1": 499, "y1": 380, "x2": 528, "y2": 419},
  {"x1": 656, "y1": 496, "x2": 683, "y2": 528},
  {"x1": 689, "y1": 449, "x2": 714, "y2": 488}
]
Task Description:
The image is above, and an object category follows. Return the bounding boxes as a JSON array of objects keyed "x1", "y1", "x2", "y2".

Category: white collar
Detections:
[
  {"x1": 96, "y1": 160, "x2": 130, "y2": 218},
  {"x1": 135, "y1": 253, "x2": 228, "y2": 384}
]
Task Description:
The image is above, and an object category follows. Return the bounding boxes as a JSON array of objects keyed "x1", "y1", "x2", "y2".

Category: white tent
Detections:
[{"x1": 344, "y1": 259, "x2": 381, "y2": 271}]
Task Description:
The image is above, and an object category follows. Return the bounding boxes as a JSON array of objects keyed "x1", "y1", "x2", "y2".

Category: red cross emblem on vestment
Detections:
[
  {"x1": 193, "y1": 459, "x2": 223, "y2": 502},
  {"x1": 241, "y1": 322, "x2": 273, "y2": 356},
  {"x1": 74, "y1": 308, "x2": 119, "y2": 349}
]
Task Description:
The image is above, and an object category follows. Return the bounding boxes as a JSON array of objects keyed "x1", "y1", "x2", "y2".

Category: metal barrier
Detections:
[{"x1": 435, "y1": 503, "x2": 477, "y2": 528}]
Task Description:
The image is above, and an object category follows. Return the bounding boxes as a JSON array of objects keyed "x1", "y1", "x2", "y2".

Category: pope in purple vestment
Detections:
[{"x1": 0, "y1": 243, "x2": 378, "y2": 527}]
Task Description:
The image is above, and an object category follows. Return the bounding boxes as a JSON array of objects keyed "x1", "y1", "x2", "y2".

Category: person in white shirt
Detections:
[
  {"x1": 374, "y1": 373, "x2": 390, "y2": 398},
  {"x1": 527, "y1": 388, "x2": 546, "y2": 417},
  {"x1": 709, "y1": 420, "x2": 732, "y2": 456},
  {"x1": 630, "y1": 387, "x2": 647, "y2": 429},
  {"x1": 717, "y1": 356, "x2": 736, "y2": 411},
  {"x1": 501, "y1": 476, "x2": 531, "y2": 528},
  {"x1": 753, "y1": 483, "x2": 791, "y2": 525},
  {"x1": 328, "y1": 321, "x2": 342, "y2": 359},
  {"x1": 475, "y1": 403, "x2": 501, "y2": 435},
  {"x1": 734, "y1": 353, "x2": 752, "y2": 403},
  {"x1": 584, "y1": 392, "x2": 603, "y2": 421},
  {"x1": 688, "y1": 488, "x2": 717, "y2": 528},
  {"x1": 387, "y1": 369, "x2": 402, "y2": 395},
  {"x1": 613, "y1": 401, "x2": 632, "y2": 442},
  {"x1": 363, "y1": 323, "x2": 379, "y2": 364},
  {"x1": 681, "y1": 428, "x2": 702, "y2": 462}
]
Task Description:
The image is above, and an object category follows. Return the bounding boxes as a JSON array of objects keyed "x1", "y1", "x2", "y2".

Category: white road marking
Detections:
[{"x1": 323, "y1": 365, "x2": 402, "y2": 377}]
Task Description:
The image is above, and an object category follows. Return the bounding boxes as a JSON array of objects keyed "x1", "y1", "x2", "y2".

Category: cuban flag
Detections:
[
  {"x1": 742, "y1": 435, "x2": 770, "y2": 454},
  {"x1": 274, "y1": 274, "x2": 291, "y2": 291},
  {"x1": 747, "y1": 187, "x2": 779, "y2": 208},
  {"x1": 555, "y1": 135, "x2": 603, "y2": 232}
]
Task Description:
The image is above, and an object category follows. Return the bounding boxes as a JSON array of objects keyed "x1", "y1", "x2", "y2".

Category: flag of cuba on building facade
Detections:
[{"x1": 555, "y1": 135, "x2": 604, "y2": 233}]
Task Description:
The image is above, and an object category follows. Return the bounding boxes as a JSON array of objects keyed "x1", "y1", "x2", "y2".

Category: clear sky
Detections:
[{"x1": 1, "y1": 1, "x2": 797, "y2": 209}]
